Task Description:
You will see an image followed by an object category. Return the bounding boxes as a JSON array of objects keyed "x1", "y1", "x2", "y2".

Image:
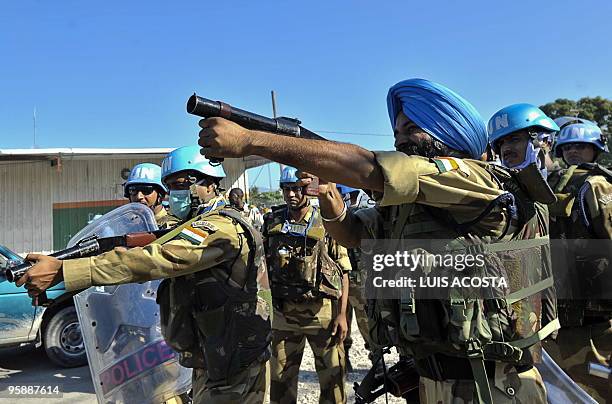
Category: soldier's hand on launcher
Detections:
[
  {"x1": 198, "y1": 117, "x2": 253, "y2": 159},
  {"x1": 15, "y1": 254, "x2": 64, "y2": 298}
]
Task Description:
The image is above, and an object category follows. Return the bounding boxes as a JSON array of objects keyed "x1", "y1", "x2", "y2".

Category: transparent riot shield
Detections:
[
  {"x1": 71, "y1": 203, "x2": 192, "y2": 404},
  {"x1": 536, "y1": 349, "x2": 598, "y2": 404}
]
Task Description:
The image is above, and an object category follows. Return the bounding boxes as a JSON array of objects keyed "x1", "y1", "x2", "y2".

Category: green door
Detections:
[{"x1": 53, "y1": 201, "x2": 127, "y2": 250}]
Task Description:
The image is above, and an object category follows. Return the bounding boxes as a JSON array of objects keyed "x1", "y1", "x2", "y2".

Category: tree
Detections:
[
  {"x1": 249, "y1": 186, "x2": 283, "y2": 207},
  {"x1": 540, "y1": 97, "x2": 611, "y2": 166}
]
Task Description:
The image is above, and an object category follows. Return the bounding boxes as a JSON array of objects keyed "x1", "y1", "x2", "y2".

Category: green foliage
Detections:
[
  {"x1": 249, "y1": 186, "x2": 283, "y2": 207},
  {"x1": 540, "y1": 97, "x2": 611, "y2": 167}
]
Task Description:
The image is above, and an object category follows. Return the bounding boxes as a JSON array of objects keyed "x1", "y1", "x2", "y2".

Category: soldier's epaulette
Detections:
[{"x1": 431, "y1": 157, "x2": 471, "y2": 176}]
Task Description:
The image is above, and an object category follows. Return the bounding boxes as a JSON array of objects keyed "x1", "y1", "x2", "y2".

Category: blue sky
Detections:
[{"x1": 2, "y1": 0, "x2": 611, "y2": 189}]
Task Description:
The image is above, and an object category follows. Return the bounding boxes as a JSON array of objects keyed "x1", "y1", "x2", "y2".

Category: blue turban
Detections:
[{"x1": 387, "y1": 78, "x2": 487, "y2": 159}]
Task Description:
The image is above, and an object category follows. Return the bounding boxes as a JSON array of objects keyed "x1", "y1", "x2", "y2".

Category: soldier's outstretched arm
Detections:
[
  {"x1": 18, "y1": 215, "x2": 240, "y2": 295},
  {"x1": 198, "y1": 117, "x2": 385, "y2": 192}
]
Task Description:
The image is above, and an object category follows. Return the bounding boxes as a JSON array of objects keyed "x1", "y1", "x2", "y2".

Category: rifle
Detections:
[
  {"x1": 354, "y1": 354, "x2": 420, "y2": 404},
  {"x1": 186, "y1": 94, "x2": 324, "y2": 195},
  {"x1": 5, "y1": 230, "x2": 169, "y2": 307}
]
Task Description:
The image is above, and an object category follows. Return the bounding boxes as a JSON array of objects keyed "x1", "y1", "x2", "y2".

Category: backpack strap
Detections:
[
  {"x1": 218, "y1": 208, "x2": 265, "y2": 293},
  {"x1": 465, "y1": 340, "x2": 494, "y2": 404}
]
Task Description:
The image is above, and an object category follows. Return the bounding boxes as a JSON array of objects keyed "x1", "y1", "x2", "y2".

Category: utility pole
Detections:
[
  {"x1": 271, "y1": 90, "x2": 284, "y2": 183},
  {"x1": 271, "y1": 90, "x2": 278, "y2": 119},
  {"x1": 33, "y1": 107, "x2": 37, "y2": 148}
]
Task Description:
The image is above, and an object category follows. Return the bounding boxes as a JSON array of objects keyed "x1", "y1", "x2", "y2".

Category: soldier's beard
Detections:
[{"x1": 397, "y1": 138, "x2": 452, "y2": 158}]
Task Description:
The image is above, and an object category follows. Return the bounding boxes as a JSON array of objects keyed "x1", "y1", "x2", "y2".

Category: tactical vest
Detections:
[
  {"x1": 547, "y1": 164, "x2": 612, "y2": 325},
  {"x1": 264, "y1": 205, "x2": 344, "y2": 301},
  {"x1": 347, "y1": 247, "x2": 364, "y2": 284},
  {"x1": 548, "y1": 163, "x2": 612, "y2": 239},
  {"x1": 155, "y1": 208, "x2": 271, "y2": 381},
  {"x1": 366, "y1": 162, "x2": 559, "y2": 404}
]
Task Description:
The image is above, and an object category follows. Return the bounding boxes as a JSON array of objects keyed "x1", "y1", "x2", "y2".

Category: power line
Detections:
[{"x1": 314, "y1": 130, "x2": 392, "y2": 137}]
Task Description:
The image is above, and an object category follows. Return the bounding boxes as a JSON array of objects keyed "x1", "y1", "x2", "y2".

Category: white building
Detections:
[{"x1": 0, "y1": 148, "x2": 266, "y2": 254}]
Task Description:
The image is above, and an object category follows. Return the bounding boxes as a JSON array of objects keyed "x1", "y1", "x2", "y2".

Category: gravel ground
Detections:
[{"x1": 0, "y1": 317, "x2": 407, "y2": 404}]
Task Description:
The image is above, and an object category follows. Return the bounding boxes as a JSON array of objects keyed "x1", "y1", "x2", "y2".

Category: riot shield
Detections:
[
  {"x1": 71, "y1": 203, "x2": 192, "y2": 404},
  {"x1": 536, "y1": 349, "x2": 598, "y2": 404}
]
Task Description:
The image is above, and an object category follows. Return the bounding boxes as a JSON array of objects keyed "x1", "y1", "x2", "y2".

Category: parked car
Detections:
[{"x1": 0, "y1": 245, "x2": 86, "y2": 367}]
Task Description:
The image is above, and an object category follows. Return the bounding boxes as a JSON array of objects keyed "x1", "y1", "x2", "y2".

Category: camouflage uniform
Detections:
[
  {"x1": 61, "y1": 198, "x2": 272, "y2": 404},
  {"x1": 545, "y1": 164, "x2": 612, "y2": 403},
  {"x1": 355, "y1": 152, "x2": 557, "y2": 403},
  {"x1": 263, "y1": 203, "x2": 351, "y2": 404}
]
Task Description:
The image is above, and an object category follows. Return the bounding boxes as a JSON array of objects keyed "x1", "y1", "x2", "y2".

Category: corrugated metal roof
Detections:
[
  {"x1": 0, "y1": 148, "x2": 269, "y2": 168},
  {"x1": 0, "y1": 148, "x2": 173, "y2": 161}
]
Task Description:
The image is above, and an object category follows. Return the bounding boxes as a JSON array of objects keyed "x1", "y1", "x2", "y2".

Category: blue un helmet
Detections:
[
  {"x1": 553, "y1": 122, "x2": 608, "y2": 158},
  {"x1": 488, "y1": 104, "x2": 559, "y2": 173},
  {"x1": 488, "y1": 104, "x2": 559, "y2": 153},
  {"x1": 123, "y1": 163, "x2": 167, "y2": 198},
  {"x1": 553, "y1": 116, "x2": 596, "y2": 131},
  {"x1": 279, "y1": 166, "x2": 299, "y2": 185},
  {"x1": 336, "y1": 184, "x2": 358, "y2": 196},
  {"x1": 161, "y1": 145, "x2": 226, "y2": 184},
  {"x1": 337, "y1": 184, "x2": 374, "y2": 209},
  {"x1": 336, "y1": 184, "x2": 360, "y2": 206},
  {"x1": 161, "y1": 146, "x2": 226, "y2": 220}
]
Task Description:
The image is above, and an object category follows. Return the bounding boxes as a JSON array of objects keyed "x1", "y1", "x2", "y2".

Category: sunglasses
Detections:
[
  {"x1": 128, "y1": 185, "x2": 157, "y2": 196},
  {"x1": 561, "y1": 143, "x2": 590, "y2": 152},
  {"x1": 281, "y1": 185, "x2": 303, "y2": 193}
]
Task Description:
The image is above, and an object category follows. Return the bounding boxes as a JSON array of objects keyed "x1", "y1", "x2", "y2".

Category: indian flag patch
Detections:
[
  {"x1": 178, "y1": 226, "x2": 208, "y2": 245},
  {"x1": 432, "y1": 157, "x2": 470, "y2": 177}
]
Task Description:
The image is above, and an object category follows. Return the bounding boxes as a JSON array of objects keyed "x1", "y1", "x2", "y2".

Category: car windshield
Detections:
[{"x1": 0, "y1": 245, "x2": 24, "y2": 271}]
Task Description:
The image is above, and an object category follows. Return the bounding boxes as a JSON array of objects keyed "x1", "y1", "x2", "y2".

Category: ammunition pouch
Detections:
[
  {"x1": 316, "y1": 247, "x2": 343, "y2": 299},
  {"x1": 157, "y1": 276, "x2": 205, "y2": 368},
  {"x1": 267, "y1": 208, "x2": 344, "y2": 301},
  {"x1": 194, "y1": 283, "x2": 270, "y2": 381}
]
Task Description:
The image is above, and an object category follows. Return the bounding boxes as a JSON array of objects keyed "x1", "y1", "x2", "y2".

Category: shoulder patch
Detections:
[
  {"x1": 191, "y1": 220, "x2": 219, "y2": 232},
  {"x1": 599, "y1": 193, "x2": 612, "y2": 206},
  {"x1": 178, "y1": 226, "x2": 209, "y2": 245},
  {"x1": 431, "y1": 157, "x2": 471, "y2": 176}
]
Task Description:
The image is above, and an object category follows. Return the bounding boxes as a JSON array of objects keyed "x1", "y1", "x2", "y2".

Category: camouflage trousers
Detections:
[
  {"x1": 192, "y1": 359, "x2": 269, "y2": 404},
  {"x1": 270, "y1": 298, "x2": 346, "y2": 404},
  {"x1": 344, "y1": 276, "x2": 373, "y2": 355},
  {"x1": 543, "y1": 319, "x2": 612, "y2": 403},
  {"x1": 419, "y1": 363, "x2": 547, "y2": 404}
]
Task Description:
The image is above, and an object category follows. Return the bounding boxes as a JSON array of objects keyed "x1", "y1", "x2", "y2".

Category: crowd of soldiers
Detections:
[{"x1": 13, "y1": 78, "x2": 611, "y2": 403}]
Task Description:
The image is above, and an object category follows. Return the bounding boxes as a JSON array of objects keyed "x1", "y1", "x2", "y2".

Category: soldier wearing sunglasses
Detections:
[{"x1": 124, "y1": 163, "x2": 175, "y2": 229}]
